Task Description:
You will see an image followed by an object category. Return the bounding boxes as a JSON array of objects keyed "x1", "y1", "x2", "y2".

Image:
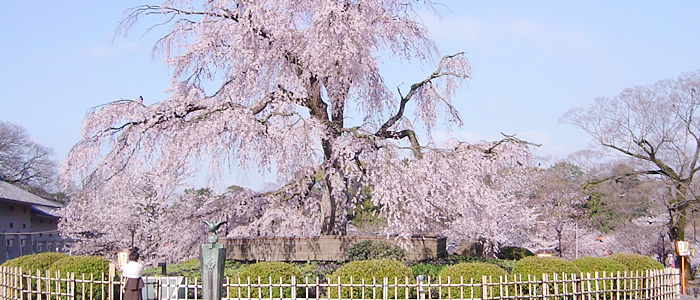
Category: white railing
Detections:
[{"x1": 0, "y1": 266, "x2": 681, "y2": 300}]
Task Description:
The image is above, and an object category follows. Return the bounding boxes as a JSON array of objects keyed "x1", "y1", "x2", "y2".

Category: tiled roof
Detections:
[
  {"x1": 0, "y1": 181, "x2": 62, "y2": 208},
  {"x1": 32, "y1": 205, "x2": 61, "y2": 218}
]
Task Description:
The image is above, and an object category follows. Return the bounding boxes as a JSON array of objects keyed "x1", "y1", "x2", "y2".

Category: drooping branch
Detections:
[
  {"x1": 584, "y1": 170, "x2": 666, "y2": 187},
  {"x1": 485, "y1": 132, "x2": 541, "y2": 153},
  {"x1": 120, "y1": 5, "x2": 243, "y2": 33},
  {"x1": 371, "y1": 53, "x2": 469, "y2": 159},
  {"x1": 377, "y1": 52, "x2": 468, "y2": 135}
]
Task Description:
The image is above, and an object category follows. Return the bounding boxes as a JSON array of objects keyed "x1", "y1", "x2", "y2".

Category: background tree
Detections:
[
  {"x1": 582, "y1": 162, "x2": 663, "y2": 234},
  {"x1": 0, "y1": 120, "x2": 58, "y2": 195},
  {"x1": 561, "y1": 70, "x2": 700, "y2": 245},
  {"x1": 529, "y1": 162, "x2": 587, "y2": 258},
  {"x1": 61, "y1": 0, "x2": 535, "y2": 256}
]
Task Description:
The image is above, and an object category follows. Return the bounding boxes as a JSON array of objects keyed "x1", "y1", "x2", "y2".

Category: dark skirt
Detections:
[{"x1": 124, "y1": 278, "x2": 144, "y2": 300}]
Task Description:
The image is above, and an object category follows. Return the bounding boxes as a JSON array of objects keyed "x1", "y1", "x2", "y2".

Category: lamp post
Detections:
[{"x1": 127, "y1": 224, "x2": 137, "y2": 249}]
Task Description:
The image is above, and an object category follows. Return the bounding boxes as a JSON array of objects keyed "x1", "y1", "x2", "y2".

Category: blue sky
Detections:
[{"x1": 1, "y1": 1, "x2": 699, "y2": 189}]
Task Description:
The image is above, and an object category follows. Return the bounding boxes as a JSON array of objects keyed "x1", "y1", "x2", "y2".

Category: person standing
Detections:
[{"x1": 122, "y1": 248, "x2": 145, "y2": 300}]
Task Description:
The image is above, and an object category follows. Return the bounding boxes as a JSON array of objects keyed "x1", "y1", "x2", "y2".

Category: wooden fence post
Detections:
[
  {"x1": 108, "y1": 263, "x2": 115, "y2": 300},
  {"x1": 382, "y1": 277, "x2": 388, "y2": 300},
  {"x1": 615, "y1": 271, "x2": 620, "y2": 300},
  {"x1": 542, "y1": 273, "x2": 549, "y2": 300}
]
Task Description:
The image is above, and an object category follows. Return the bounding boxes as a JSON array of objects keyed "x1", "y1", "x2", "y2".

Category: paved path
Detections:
[{"x1": 680, "y1": 284, "x2": 700, "y2": 299}]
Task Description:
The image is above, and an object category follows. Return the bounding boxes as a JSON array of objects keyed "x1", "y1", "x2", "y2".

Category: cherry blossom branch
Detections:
[
  {"x1": 377, "y1": 52, "x2": 468, "y2": 135},
  {"x1": 376, "y1": 129, "x2": 423, "y2": 158}
]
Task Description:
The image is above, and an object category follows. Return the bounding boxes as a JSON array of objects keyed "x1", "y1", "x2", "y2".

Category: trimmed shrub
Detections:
[
  {"x1": 573, "y1": 257, "x2": 627, "y2": 275},
  {"x1": 1, "y1": 252, "x2": 69, "y2": 272},
  {"x1": 437, "y1": 262, "x2": 507, "y2": 298},
  {"x1": 606, "y1": 253, "x2": 663, "y2": 271},
  {"x1": 573, "y1": 257, "x2": 628, "y2": 296},
  {"x1": 48, "y1": 255, "x2": 110, "y2": 277},
  {"x1": 327, "y1": 259, "x2": 412, "y2": 299},
  {"x1": 347, "y1": 240, "x2": 406, "y2": 261},
  {"x1": 420, "y1": 254, "x2": 516, "y2": 272},
  {"x1": 229, "y1": 262, "x2": 302, "y2": 298},
  {"x1": 48, "y1": 255, "x2": 112, "y2": 300},
  {"x1": 511, "y1": 256, "x2": 580, "y2": 277},
  {"x1": 410, "y1": 263, "x2": 444, "y2": 280},
  {"x1": 511, "y1": 256, "x2": 580, "y2": 296},
  {"x1": 168, "y1": 258, "x2": 201, "y2": 278},
  {"x1": 496, "y1": 246, "x2": 534, "y2": 260}
]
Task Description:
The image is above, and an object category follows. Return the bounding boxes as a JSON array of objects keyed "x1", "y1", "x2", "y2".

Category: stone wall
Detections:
[{"x1": 221, "y1": 235, "x2": 446, "y2": 261}]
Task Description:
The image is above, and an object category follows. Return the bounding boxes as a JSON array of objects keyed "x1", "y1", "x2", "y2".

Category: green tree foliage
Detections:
[
  {"x1": 348, "y1": 195, "x2": 386, "y2": 234},
  {"x1": 496, "y1": 246, "x2": 534, "y2": 260},
  {"x1": 562, "y1": 71, "x2": 700, "y2": 243},
  {"x1": 582, "y1": 163, "x2": 658, "y2": 233}
]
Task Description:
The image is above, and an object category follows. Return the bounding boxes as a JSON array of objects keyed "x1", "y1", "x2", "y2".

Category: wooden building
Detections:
[{"x1": 0, "y1": 181, "x2": 67, "y2": 263}]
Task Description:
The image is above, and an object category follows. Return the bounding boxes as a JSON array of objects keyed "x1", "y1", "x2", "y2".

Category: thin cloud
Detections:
[
  {"x1": 81, "y1": 41, "x2": 140, "y2": 58},
  {"x1": 422, "y1": 12, "x2": 599, "y2": 56}
]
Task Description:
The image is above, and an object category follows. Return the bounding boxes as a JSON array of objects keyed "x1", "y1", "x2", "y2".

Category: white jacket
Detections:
[{"x1": 122, "y1": 261, "x2": 144, "y2": 279}]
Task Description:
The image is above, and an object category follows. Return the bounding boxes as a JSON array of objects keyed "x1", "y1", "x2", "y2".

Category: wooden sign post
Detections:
[{"x1": 676, "y1": 241, "x2": 690, "y2": 294}]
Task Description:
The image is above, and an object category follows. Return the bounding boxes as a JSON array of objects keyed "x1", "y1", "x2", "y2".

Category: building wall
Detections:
[
  {"x1": 0, "y1": 200, "x2": 65, "y2": 263},
  {"x1": 0, "y1": 201, "x2": 32, "y2": 234},
  {"x1": 30, "y1": 214, "x2": 62, "y2": 253}
]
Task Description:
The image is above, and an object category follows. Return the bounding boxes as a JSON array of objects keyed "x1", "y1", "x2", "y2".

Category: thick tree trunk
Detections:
[
  {"x1": 670, "y1": 202, "x2": 690, "y2": 277},
  {"x1": 320, "y1": 178, "x2": 347, "y2": 235},
  {"x1": 668, "y1": 186, "x2": 689, "y2": 242},
  {"x1": 319, "y1": 137, "x2": 347, "y2": 235},
  {"x1": 669, "y1": 211, "x2": 686, "y2": 242}
]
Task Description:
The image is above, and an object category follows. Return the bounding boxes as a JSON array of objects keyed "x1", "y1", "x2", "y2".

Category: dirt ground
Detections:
[{"x1": 680, "y1": 278, "x2": 700, "y2": 299}]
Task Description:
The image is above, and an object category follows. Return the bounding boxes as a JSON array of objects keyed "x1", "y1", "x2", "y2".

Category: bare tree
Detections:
[
  {"x1": 0, "y1": 121, "x2": 57, "y2": 192},
  {"x1": 561, "y1": 70, "x2": 700, "y2": 244},
  {"x1": 530, "y1": 162, "x2": 587, "y2": 258}
]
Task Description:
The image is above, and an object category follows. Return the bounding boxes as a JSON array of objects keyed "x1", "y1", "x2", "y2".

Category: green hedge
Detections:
[
  {"x1": 511, "y1": 256, "x2": 581, "y2": 277},
  {"x1": 347, "y1": 240, "x2": 406, "y2": 261},
  {"x1": 437, "y1": 262, "x2": 507, "y2": 298},
  {"x1": 46, "y1": 255, "x2": 111, "y2": 300},
  {"x1": 229, "y1": 262, "x2": 302, "y2": 298},
  {"x1": 1, "y1": 252, "x2": 69, "y2": 272},
  {"x1": 511, "y1": 256, "x2": 580, "y2": 296},
  {"x1": 573, "y1": 257, "x2": 627, "y2": 274},
  {"x1": 48, "y1": 255, "x2": 110, "y2": 277},
  {"x1": 328, "y1": 259, "x2": 412, "y2": 299},
  {"x1": 606, "y1": 253, "x2": 663, "y2": 271}
]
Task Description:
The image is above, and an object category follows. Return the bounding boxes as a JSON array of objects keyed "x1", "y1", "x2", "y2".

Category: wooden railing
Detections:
[{"x1": 0, "y1": 266, "x2": 681, "y2": 300}]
